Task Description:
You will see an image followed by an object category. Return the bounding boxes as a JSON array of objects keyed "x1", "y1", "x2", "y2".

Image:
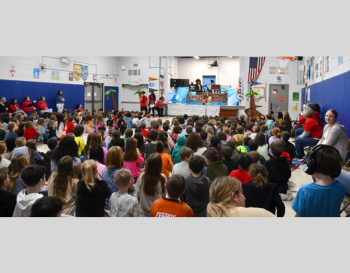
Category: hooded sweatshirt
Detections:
[
  {"x1": 144, "y1": 117, "x2": 152, "y2": 128},
  {"x1": 317, "y1": 122, "x2": 348, "y2": 161},
  {"x1": 181, "y1": 174, "x2": 212, "y2": 217},
  {"x1": 124, "y1": 116, "x2": 133, "y2": 128},
  {"x1": 12, "y1": 189, "x2": 44, "y2": 217},
  {"x1": 264, "y1": 156, "x2": 291, "y2": 193},
  {"x1": 171, "y1": 135, "x2": 187, "y2": 165}
]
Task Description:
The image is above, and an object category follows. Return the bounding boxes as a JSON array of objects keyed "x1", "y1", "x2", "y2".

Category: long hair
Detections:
[
  {"x1": 283, "y1": 112, "x2": 290, "y2": 121},
  {"x1": 142, "y1": 153, "x2": 166, "y2": 197},
  {"x1": 56, "y1": 114, "x2": 65, "y2": 131},
  {"x1": 26, "y1": 139, "x2": 37, "y2": 162},
  {"x1": 157, "y1": 130, "x2": 169, "y2": 149},
  {"x1": 82, "y1": 160, "x2": 97, "y2": 191},
  {"x1": 106, "y1": 146, "x2": 124, "y2": 169},
  {"x1": 51, "y1": 137, "x2": 79, "y2": 164},
  {"x1": 83, "y1": 133, "x2": 93, "y2": 157},
  {"x1": 56, "y1": 90, "x2": 62, "y2": 98},
  {"x1": 185, "y1": 133, "x2": 204, "y2": 152},
  {"x1": 124, "y1": 138, "x2": 138, "y2": 162},
  {"x1": 10, "y1": 98, "x2": 17, "y2": 105},
  {"x1": 90, "y1": 145, "x2": 105, "y2": 165},
  {"x1": 134, "y1": 132, "x2": 145, "y2": 154},
  {"x1": 9, "y1": 154, "x2": 29, "y2": 192},
  {"x1": 96, "y1": 114, "x2": 103, "y2": 126},
  {"x1": 207, "y1": 176, "x2": 242, "y2": 217},
  {"x1": 25, "y1": 121, "x2": 34, "y2": 129},
  {"x1": 255, "y1": 132, "x2": 266, "y2": 147},
  {"x1": 249, "y1": 163, "x2": 269, "y2": 188},
  {"x1": 52, "y1": 156, "x2": 77, "y2": 201},
  {"x1": 87, "y1": 132, "x2": 103, "y2": 156}
]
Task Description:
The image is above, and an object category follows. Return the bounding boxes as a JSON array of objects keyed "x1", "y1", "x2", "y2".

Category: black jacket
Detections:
[
  {"x1": 76, "y1": 178, "x2": 111, "y2": 217},
  {"x1": 195, "y1": 84, "x2": 203, "y2": 92},
  {"x1": 0, "y1": 103, "x2": 10, "y2": 114},
  {"x1": 284, "y1": 140, "x2": 296, "y2": 161},
  {"x1": 0, "y1": 190, "x2": 16, "y2": 217},
  {"x1": 242, "y1": 181, "x2": 285, "y2": 217},
  {"x1": 222, "y1": 157, "x2": 239, "y2": 174},
  {"x1": 45, "y1": 127, "x2": 56, "y2": 139},
  {"x1": 15, "y1": 128, "x2": 24, "y2": 137},
  {"x1": 181, "y1": 174, "x2": 212, "y2": 217},
  {"x1": 264, "y1": 157, "x2": 291, "y2": 192}
]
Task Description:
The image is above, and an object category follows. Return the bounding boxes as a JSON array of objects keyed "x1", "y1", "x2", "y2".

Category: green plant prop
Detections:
[{"x1": 104, "y1": 89, "x2": 117, "y2": 110}]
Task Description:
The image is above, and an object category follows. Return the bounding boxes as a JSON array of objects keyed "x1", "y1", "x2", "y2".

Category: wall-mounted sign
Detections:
[
  {"x1": 69, "y1": 72, "x2": 73, "y2": 81},
  {"x1": 149, "y1": 77, "x2": 158, "y2": 81},
  {"x1": 293, "y1": 92, "x2": 299, "y2": 101},
  {"x1": 81, "y1": 65, "x2": 88, "y2": 81},
  {"x1": 279, "y1": 96, "x2": 286, "y2": 103},
  {"x1": 74, "y1": 64, "x2": 81, "y2": 81},
  {"x1": 149, "y1": 82, "x2": 156, "y2": 87},
  {"x1": 51, "y1": 71, "x2": 60, "y2": 80},
  {"x1": 273, "y1": 88, "x2": 278, "y2": 96},
  {"x1": 9, "y1": 66, "x2": 16, "y2": 77},
  {"x1": 114, "y1": 77, "x2": 117, "y2": 83},
  {"x1": 276, "y1": 75, "x2": 283, "y2": 83},
  {"x1": 128, "y1": 79, "x2": 143, "y2": 86},
  {"x1": 33, "y1": 68, "x2": 39, "y2": 79}
]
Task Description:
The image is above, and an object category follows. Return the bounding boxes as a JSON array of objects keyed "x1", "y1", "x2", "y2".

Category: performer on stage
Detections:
[
  {"x1": 155, "y1": 96, "x2": 164, "y2": 117},
  {"x1": 195, "y1": 79, "x2": 203, "y2": 93},
  {"x1": 208, "y1": 79, "x2": 215, "y2": 93},
  {"x1": 139, "y1": 91, "x2": 148, "y2": 113},
  {"x1": 148, "y1": 89, "x2": 156, "y2": 118}
]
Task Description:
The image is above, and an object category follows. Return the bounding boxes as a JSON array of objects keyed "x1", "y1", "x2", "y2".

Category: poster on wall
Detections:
[
  {"x1": 338, "y1": 56, "x2": 343, "y2": 65},
  {"x1": 253, "y1": 87, "x2": 265, "y2": 99},
  {"x1": 276, "y1": 75, "x2": 283, "y2": 83},
  {"x1": 74, "y1": 64, "x2": 81, "y2": 81},
  {"x1": 69, "y1": 72, "x2": 73, "y2": 81},
  {"x1": 315, "y1": 63, "x2": 319, "y2": 78},
  {"x1": 81, "y1": 65, "x2": 88, "y2": 81},
  {"x1": 51, "y1": 71, "x2": 60, "y2": 80},
  {"x1": 33, "y1": 68, "x2": 39, "y2": 79},
  {"x1": 326, "y1": 56, "x2": 329, "y2": 72},
  {"x1": 9, "y1": 66, "x2": 16, "y2": 77},
  {"x1": 293, "y1": 92, "x2": 299, "y2": 101}
]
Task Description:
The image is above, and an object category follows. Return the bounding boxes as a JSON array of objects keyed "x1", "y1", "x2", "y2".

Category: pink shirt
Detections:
[
  {"x1": 226, "y1": 135, "x2": 232, "y2": 141},
  {"x1": 96, "y1": 122, "x2": 104, "y2": 131},
  {"x1": 123, "y1": 153, "x2": 145, "y2": 178},
  {"x1": 95, "y1": 160, "x2": 106, "y2": 180}
]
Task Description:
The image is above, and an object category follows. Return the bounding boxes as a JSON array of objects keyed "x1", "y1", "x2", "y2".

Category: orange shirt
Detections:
[
  {"x1": 150, "y1": 198, "x2": 194, "y2": 217},
  {"x1": 158, "y1": 152, "x2": 173, "y2": 179}
]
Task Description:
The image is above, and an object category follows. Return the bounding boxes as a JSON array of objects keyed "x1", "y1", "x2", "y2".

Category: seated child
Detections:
[
  {"x1": 44, "y1": 120, "x2": 57, "y2": 144},
  {"x1": 248, "y1": 151, "x2": 260, "y2": 163},
  {"x1": 264, "y1": 141, "x2": 292, "y2": 200},
  {"x1": 172, "y1": 147, "x2": 193, "y2": 179},
  {"x1": 203, "y1": 147, "x2": 228, "y2": 182},
  {"x1": 34, "y1": 118, "x2": 46, "y2": 142},
  {"x1": 23, "y1": 121, "x2": 40, "y2": 141},
  {"x1": 244, "y1": 122, "x2": 254, "y2": 136},
  {"x1": 30, "y1": 196, "x2": 64, "y2": 217},
  {"x1": 282, "y1": 131, "x2": 296, "y2": 162},
  {"x1": 15, "y1": 122, "x2": 25, "y2": 137},
  {"x1": 4, "y1": 122, "x2": 18, "y2": 141},
  {"x1": 109, "y1": 169, "x2": 144, "y2": 217},
  {"x1": 237, "y1": 136, "x2": 251, "y2": 154},
  {"x1": 66, "y1": 115, "x2": 75, "y2": 134},
  {"x1": 260, "y1": 124, "x2": 270, "y2": 142},
  {"x1": 74, "y1": 126, "x2": 85, "y2": 156},
  {"x1": 292, "y1": 145, "x2": 346, "y2": 217},
  {"x1": 221, "y1": 146, "x2": 238, "y2": 174},
  {"x1": 0, "y1": 167, "x2": 16, "y2": 217},
  {"x1": 141, "y1": 123, "x2": 148, "y2": 138},
  {"x1": 156, "y1": 141, "x2": 173, "y2": 179},
  {"x1": 181, "y1": 155, "x2": 212, "y2": 217},
  {"x1": 248, "y1": 139, "x2": 266, "y2": 165},
  {"x1": 266, "y1": 114, "x2": 274, "y2": 130},
  {"x1": 229, "y1": 153, "x2": 253, "y2": 183},
  {"x1": 171, "y1": 125, "x2": 183, "y2": 144},
  {"x1": 144, "y1": 130, "x2": 159, "y2": 160},
  {"x1": 151, "y1": 174, "x2": 194, "y2": 217},
  {"x1": 12, "y1": 165, "x2": 47, "y2": 217}
]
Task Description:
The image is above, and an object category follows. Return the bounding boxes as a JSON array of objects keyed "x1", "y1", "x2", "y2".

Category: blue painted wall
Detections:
[
  {"x1": 301, "y1": 70, "x2": 350, "y2": 138},
  {"x1": 0, "y1": 79, "x2": 85, "y2": 112}
]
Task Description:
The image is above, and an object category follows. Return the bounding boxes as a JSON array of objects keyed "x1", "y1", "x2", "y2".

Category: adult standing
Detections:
[
  {"x1": 21, "y1": 96, "x2": 37, "y2": 116},
  {"x1": 294, "y1": 108, "x2": 323, "y2": 160},
  {"x1": 316, "y1": 109, "x2": 348, "y2": 161},
  {"x1": 0, "y1": 97, "x2": 10, "y2": 115},
  {"x1": 208, "y1": 79, "x2": 214, "y2": 93},
  {"x1": 155, "y1": 96, "x2": 164, "y2": 117},
  {"x1": 56, "y1": 90, "x2": 65, "y2": 113},
  {"x1": 148, "y1": 90, "x2": 156, "y2": 118},
  {"x1": 37, "y1": 96, "x2": 53, "y2": 115},
  {"x1": 139, "y1": 91, "x2": 148, "y2": 113},
  {"x1": 195, "y1": 79, "x2": 203, "y2": 93},
  {"x1": 9, "y1": 98, "x2": 27, "y2": 117}
]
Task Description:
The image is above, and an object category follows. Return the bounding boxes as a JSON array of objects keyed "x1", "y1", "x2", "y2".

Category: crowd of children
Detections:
[{"x1": 0, "y1": 106, "x2": 348, "y2": 217}]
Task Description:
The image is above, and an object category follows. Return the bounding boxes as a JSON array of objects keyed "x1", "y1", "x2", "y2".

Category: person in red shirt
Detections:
[
  {"x1": 294, "y1": 108, "x2": 323, "y2": 160},
  {"x1": 150, "y1": 174, "x2": 194, "y2": 217},
  {"x1": 140, "y1": 123, "x2": 148, "y2": 138},
  {"x1": 76, "y1": 104, "x2": 84, "y2": 111},
  {"x1": 37, "y1": 96, "x2": 53, "y2": 115},
  {"x1": 156, "y1": 142, "x2": 173, "y2": 179},
  {"x1": 9, "y1": 98, "x2": 27, "y2": 117},
  {"x1": 148, "y1": 90, "x2": 156, "y2": 118},
  {"x1": 139, "y1": 91, "x2": 148, "y2": 113},
  {"x1": 155, "y1": 96, "x2": 164, "y2": 117},
  {"x1": 229, "y1": 153, "x2": 253, "y2": 183},
  {"x1": 65, "y1": 116, "x2": 75, "y2": 134},
  {"x1": 23, "y1": 121, "x2": 40, "y2": 141},
  {"x1": 22, "y1": 96, "x2": 38, "y2": 116}
]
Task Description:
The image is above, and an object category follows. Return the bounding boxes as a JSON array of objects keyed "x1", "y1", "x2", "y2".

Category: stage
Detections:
[{"x1": 167, "y1": 103, "x2": 245, "y2": 117}]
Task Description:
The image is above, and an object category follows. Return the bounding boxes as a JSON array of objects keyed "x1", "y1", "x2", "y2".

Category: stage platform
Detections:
[{"x1": 167, "y1": 103, "x2": 245, "y2": 117}]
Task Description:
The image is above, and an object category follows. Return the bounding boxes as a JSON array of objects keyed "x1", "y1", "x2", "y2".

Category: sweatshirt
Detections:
[
  {"x1": 0, "y1": 190, "x2": 17, "y2": 217},
  {"x1": 12, "y1": 189, "x2": 44, "y2": 217},
  {"x1": 181, "y1": 174, "x2": 212, "y2": 217},
  {"x1": 264, "y1": 156, "x2": 291, "y2": 192},
  {"x1": 205, "y1": 161, "x2": 228, "y2": 182},
  {"x1": 66, "y1": 120, "x2": 74, "y2": 134},
  {"x1": 23, "y1": 128, "x2": 40, "y2": 141}
]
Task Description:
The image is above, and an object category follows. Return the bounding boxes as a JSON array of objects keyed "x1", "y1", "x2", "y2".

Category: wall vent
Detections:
[
  {"x1": 133, "y1": 63, "x2": 138, "y2": 67},
  {"x1": 128, "y1": 69, "x2": 141, "y2": 76}
]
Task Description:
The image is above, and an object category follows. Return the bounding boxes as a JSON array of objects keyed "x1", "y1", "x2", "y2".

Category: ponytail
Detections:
[
  {"x1": 82, "y1": 160, "x2": 97, "y2": 191},
  {"x1": 249, "y1": 163, "x2": 268, "y2": 188},
  {"x1": 207, "y1": 201, "x2": 230, "y2": 217}
]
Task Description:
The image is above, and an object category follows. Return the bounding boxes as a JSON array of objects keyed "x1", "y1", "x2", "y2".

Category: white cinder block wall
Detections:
[
  {"x1": 239, "y1": 56, "x2": 304, "y2": 120},
  {"x1": 0, "y1": 56, "x2": 119, "y2": 86}
]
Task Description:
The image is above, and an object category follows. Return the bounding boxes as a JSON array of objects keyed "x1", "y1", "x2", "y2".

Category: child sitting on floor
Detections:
[{"x1": 203, "y1": 147, "x2": 228, "y2": 182}]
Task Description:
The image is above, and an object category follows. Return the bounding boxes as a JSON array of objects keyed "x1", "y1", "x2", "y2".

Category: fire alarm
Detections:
[
  {"x1": 106, "y1": 74, "x2": 108, "y2": 77},
  {"x1": 41, "y1": 66, "x2": 45, "y2": 70},
  {"x1": 93, "y1": 75, "x2": 97, "y2": 80}
]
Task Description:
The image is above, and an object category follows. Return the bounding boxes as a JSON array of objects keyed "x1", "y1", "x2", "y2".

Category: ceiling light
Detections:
[
  {"x1": 193, "y1": 56, "x2": 200, "y2": 59},
  {"x1": 228, "y1": 56, "x2": 233, "y2": 58}
]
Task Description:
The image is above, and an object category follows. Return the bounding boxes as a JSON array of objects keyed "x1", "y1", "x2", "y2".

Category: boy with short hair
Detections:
[
  {"x1": 181, "y1": 155, "x2": 212, "y2": 217},
  {"x1": 172, "y1": 147, "x2": 193, "y2": 179},
  {"x1": 172, "y1": 125, "x2": 183, "y2": 143},
  {"x1": 45, "y1": 120, "x2": 57, "y2": 142},
  {"x1": 144, "y1": 130, "x2": 158, "y2": 160},
  {"x1": 4, "y1": 122, "x2": 18, "y2": 141},
  {"x1": 237, "y1": 136, "x2": 251, "y2": 154},
  {"x1": 221, "y1": 146, "x2": 238, "y2": 174},
  {"x1": 182, "y1": 125, "x2": 193, "y2": 138},
  {"x1": 203, "y1": 147, "x2": 228, "y2": 182},
  {"x1": 66, "y1": 115, "x2": 75, "y2": 134},
  {"x1": 12, "y1": 165, "x2": 47, "y2": 217},
  {"x1": 156, "y1": 141, "x2": 173, "y2": 179},
  {"x1": 140, "y1": 123, "x2": 148, "y2": 138},
  {"x1": 74, "y1": 125, "x2": 85, "y2": 156},
  {"x1": 265, "y1": 141, "x2": 292, "y2": 201},
  {"x1": 109, "y1": 169, "x2": 144, "y2": 217},
  {"x1": 151, "y1": 174, "x2": 194, "y2": 217},
  {"x1": 30, "y1": 196, "x2": 64, "y2": 217},
  {"x1": 0, "y1": 167, "x2": 16, "y2": 217},
  {"x1": 248, "y1": 139, "x2": 266, "y2": 165}
]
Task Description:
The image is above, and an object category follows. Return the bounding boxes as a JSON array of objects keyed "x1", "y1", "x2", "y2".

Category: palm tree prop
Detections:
[
  {"x1": 104, "y1": 89, "x2": 117, "y2": 110},
  {"x1": 134, "y1": 89, "x2": 142, "y2": 96},
  {"x1": 244, "y1": 90, "x2": 265, "y2": 119}
]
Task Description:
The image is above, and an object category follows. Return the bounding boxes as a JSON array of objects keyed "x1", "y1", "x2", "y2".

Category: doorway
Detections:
[
  {"x1": 203, "y1": 76, "x2": 216, "y2": 91},
  {"x1": 84, "y1": 82, "x2": 104, "y2": 111},
  {"x1": 268, "y1": 84, "x2": 289, "y2": 120}
]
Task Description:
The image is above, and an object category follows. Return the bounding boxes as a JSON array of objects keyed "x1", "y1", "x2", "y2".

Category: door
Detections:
[
  {"x1": 203, "y1": 76, "x2": 216, "y2": 91},
  {"x1": 269, "y1": 84, "x2": 289, "y2": 120},
  {"x1": 84, "y1": 83, "x2": 104, "y2": 112}
]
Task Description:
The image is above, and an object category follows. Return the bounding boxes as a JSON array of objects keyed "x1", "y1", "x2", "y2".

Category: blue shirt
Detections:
[
  {"x1": 266, "y1": 120, "x2": 274, "y2": 130},
  {"x1": 102, "y1": 167, "x2": 135, "y2": 208},
  {"x1": 292, "y1": 181, "x2": 346, "y2": 217},
  {"x1": 4, "y1": 131, "x2": 18, "y2": 141},
  {"x1": 56, "y1": 96, "x2": 64, "y2": 104}
]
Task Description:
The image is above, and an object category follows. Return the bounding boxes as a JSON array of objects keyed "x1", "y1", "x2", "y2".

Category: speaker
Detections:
[
  {"x1": 170, "y1": 79, "x2": 189, "y2": 87},
  {"x1": 170, "y1": 78, "x2": 177, "y2": 87}
]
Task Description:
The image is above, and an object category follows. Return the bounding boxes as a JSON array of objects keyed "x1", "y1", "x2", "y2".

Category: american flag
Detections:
[{"x1": 248, "y1": 57, "x2": 265, "y2": 82}]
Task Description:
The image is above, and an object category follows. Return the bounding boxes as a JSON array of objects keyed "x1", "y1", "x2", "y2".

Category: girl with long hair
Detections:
[
  {"x1": 135, "y1": 153, "x2": 166, "y2": 213},
  {"x1": 84, "y1": 114, "x2": 95, "y2": 134},
  {"x1": 86, "y1": 132, "x2": 108, "y2": 164},
  {"x1": 26, "y1": 139, "x2": 44, "y2": 164},
  {"x1": 35, "y1": 118, "x2": 46, "y2": 142},
  {"x1": 241, "y1": 163, "x2": 285, "y2": 217},
  {"x1": 47, "y1": 156, "x2": 79, "y2": 216},
  {"x1": 207, "y1": 176, "x2": 274, "y2": 217},
  {"x1": 4, "y1": 137, "x2": 16, "y2": 159},
  {"x1": 255, "y1": 132, "x2": 269, "y2": 160},
  {"x1": 281, "y1": 111, "x2": 292, "y2": 133},
  {"x1": 134, "y1": 132, "x2": 145, "y2": 155},
  {"x1": 89, "y1": 145, "x2": 106, "y2": 180},
  {"x1": 95, "y1": 114, "x2": 104, "y2": 131},
  {"x1": 55, "y1": 114, "x2": 66, "y2": 140},
  {"x1": 185, "y1": 132, "x2": 206, "y2": 157},
  {"x1": 76, "y1": 160, "x2": 111, "y2": 217},
  {"x1": 8, "y1": 153, "x2": 29, "y2": 195},
  {"x1": 123, "y1": 138, "x2": 145, "y2": 182},
  {"x1": 158, "y1": 130, "x2": 171, "y2": 155}
]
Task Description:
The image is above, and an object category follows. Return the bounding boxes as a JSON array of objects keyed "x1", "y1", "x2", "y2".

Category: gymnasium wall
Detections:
[{"x1": 302, "y1": 70, "x2": 350, "y2": 139}]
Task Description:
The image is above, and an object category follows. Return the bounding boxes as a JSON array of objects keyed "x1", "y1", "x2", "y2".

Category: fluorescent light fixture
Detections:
[
  {"x1": 228, "y1": 56, "x2": 233, "y2": 58},
  {"x1": 193, "y1": 56, "x2": 200, "y2": 59}
]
